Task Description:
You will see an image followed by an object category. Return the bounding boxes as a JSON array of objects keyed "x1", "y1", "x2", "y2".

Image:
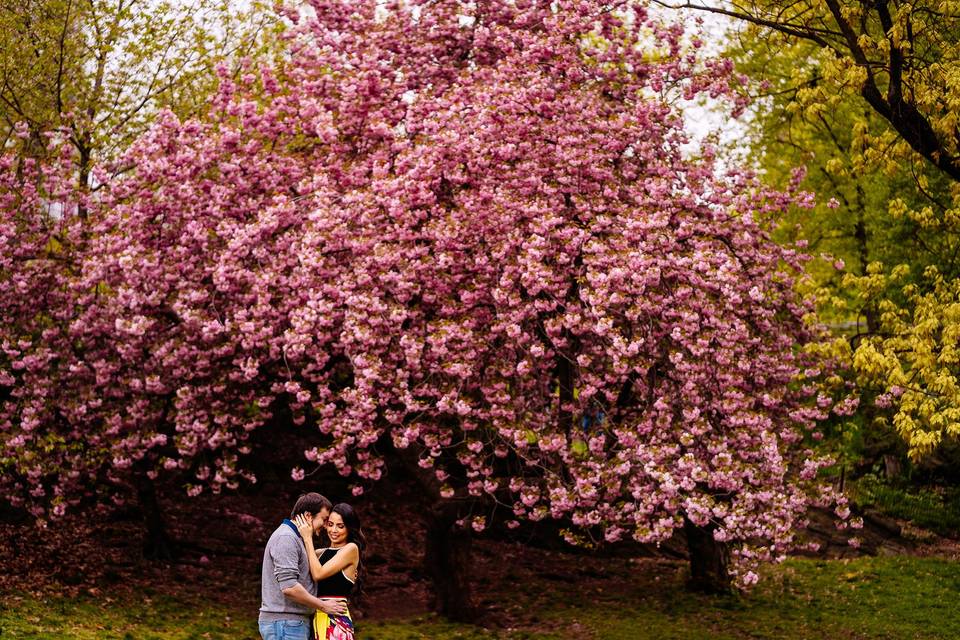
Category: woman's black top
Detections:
[{"x1": 315, "y1": 548, "x2": 356, "y2": 598}]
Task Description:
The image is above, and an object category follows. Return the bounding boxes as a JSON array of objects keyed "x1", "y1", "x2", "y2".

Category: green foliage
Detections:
[
  {"x1": 851, "y1": 473, "x2": 960, "y2": 538},
  {"x1": 727, "y1": 17, "x2": 953, "y2": 316},
  {"x1": 0, "y1": 0, "x2": 283, "y2": 179},
  {"x1": 721, "y1": 3, "x2": 960, "y2": 462}
]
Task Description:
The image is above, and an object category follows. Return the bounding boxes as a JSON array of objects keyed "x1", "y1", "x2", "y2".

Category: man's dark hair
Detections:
[{"x1": 291, "y1": 492, "x2": 332, "y2": 519}]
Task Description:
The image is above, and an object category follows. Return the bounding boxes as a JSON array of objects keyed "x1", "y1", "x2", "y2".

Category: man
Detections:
[{"x1": 259, "y1": 492, "x2": 349, "y2": 640}]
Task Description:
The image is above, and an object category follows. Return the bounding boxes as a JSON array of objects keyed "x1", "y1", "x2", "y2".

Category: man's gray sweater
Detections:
[{"x1": 259, "y1": 521, "x2": 316, "y2": 623}]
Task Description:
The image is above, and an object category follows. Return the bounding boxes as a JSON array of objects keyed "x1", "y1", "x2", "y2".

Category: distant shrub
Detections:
[{"x1": 851, "y1": 474, "x2": 960, "y2": 538}]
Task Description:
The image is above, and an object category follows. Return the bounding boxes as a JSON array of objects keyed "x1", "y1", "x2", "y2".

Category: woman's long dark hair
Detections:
[{"x1": 331, "y1": 503, "x2": 366, "y2": 600}]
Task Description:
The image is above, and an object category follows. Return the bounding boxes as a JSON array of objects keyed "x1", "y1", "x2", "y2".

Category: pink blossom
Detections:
[{"x1": 0, "y1": 2, "x2": 846, "y2": 591}]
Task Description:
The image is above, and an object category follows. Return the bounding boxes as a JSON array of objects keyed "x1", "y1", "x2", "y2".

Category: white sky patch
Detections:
[{"x1": 672, "y1": 10, "x2": 750, "y2": 163}]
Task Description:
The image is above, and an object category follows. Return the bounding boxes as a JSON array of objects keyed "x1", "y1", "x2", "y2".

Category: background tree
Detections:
[
  {"x1": 721, "y1": 22, "x2": 952, "y2": 481},
  {"x1": 0, "y1": 63, "x2": 333, "y2": 553},
  {"x1": 664, "y1": 0, "x2": 960, "y2": 178},
  {"x1": 0, "y1": 129, "x2": 86, "y2": 516},
  {"x1": 677, "y1": 0, "x2": 960, "y2": 463},
  {"x1": 0, "y1": 0, "x2": 280, "y2": 189}
]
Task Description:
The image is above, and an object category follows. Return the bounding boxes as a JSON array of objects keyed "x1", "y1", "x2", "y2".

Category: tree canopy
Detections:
[{"x1": 0, "y1": 1, "x2": 853, "y2": 594}]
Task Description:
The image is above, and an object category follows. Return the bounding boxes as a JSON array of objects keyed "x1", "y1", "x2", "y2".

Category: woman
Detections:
[{"x1": 294, "y1": 503, "x2": 365, "y2": 640}]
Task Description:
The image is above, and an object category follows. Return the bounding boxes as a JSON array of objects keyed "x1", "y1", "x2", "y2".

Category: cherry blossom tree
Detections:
[
  {"x1": 0, "y1": 128, "x2": 91, "y2": 520},
  {"x1": 0, "y1": 63, "x2": 339, "y2": 553},
  {"x1": 0, "y1": 0, "x2": 853, "y2": 615},
  {"x1": 268, "y1": 0, "x2": 852, "y2": 609}
]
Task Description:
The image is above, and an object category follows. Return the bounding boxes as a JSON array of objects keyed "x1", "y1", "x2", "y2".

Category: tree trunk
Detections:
[
  {"x1": 883, "y1": 454, "x2": 903, "y2": 479},
  {"x1": 853, "y1": 200, "x2": 878, "y2": 335},
  {"x1": 134, "y1": 468, "x2": 176, "y2": 560},
  {"x1": 77, "y1": 142, "x2": 91, "y2": 220},
  {"x1": 684, "y1": 518, "x2": 731, "y2": 594},
  {"x1": 394, "y1": 446, "x2": 479, "y2": 621},
  {"x1": 424, "y1": 503, "x2": 476, "y2": 622}
]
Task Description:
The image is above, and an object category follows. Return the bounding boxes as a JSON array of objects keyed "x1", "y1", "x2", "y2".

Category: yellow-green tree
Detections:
[
  {"x1": 0, "y1": 0, "x2": 279, "y2": 192},
  {"x1": 668, "y1": 1, "x2": 960, "y2": 178},
  {"x1": 674, "y1": 0, "x2": 960, "y2": 460}
]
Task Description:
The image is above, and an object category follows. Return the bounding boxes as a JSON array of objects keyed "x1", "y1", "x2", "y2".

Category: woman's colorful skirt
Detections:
[{"x1": 314, "y1": 611, "x2": 354, "y2": 640}]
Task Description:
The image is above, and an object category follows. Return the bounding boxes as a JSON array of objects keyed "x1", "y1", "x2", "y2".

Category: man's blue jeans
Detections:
[{"x1": 258, "y1": 618, "x2": 311, "y2": 640}]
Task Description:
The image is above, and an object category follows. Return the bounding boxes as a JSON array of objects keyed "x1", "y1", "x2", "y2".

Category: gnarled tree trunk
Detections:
[
  {"x1": 396, "y1": 446, "x2": 478, "y2": 621},
  {"x1": 684, "y1": 518, "x2": 731, "y2": 594},
  {"x1": 134, "y1": 463, "x2": 176, "y2": 560},
  {"x1": 424, "y1": 502, "x2": 476, "y2": 622}
]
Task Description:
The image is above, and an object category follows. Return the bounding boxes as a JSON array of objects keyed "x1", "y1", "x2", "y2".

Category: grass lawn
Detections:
[{"x1": 1, "y1": 556, "x2": 957, "y2": 639}]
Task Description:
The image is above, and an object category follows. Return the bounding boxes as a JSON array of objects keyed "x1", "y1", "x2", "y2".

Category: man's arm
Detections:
[{"x1": 280, "y1": 584, "x2": 348, "y2": 616}]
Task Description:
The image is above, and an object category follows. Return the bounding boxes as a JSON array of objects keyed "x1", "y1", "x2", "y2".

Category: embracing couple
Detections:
[{"x1": 259, "y1": 492, "x2": 365, "y2": 640}]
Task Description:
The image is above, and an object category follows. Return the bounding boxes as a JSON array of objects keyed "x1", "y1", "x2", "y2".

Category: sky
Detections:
[{"x1": 672, "y1": 9, "x2": 752, "y2": 162}]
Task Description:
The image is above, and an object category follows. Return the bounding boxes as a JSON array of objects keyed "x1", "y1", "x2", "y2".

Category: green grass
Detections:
[
  {"x1": 1, "y1": 556, "x2": 958, "y2": 639},
  {"x1": 0, "y1": 589, "x2": 246, "y2": 639},
  {"x1": 553, "y1": 556, "x2": 960, "y2": 640},
  {"x1": 357, "y1": 617, "x2": 560, "y2": 639}
]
